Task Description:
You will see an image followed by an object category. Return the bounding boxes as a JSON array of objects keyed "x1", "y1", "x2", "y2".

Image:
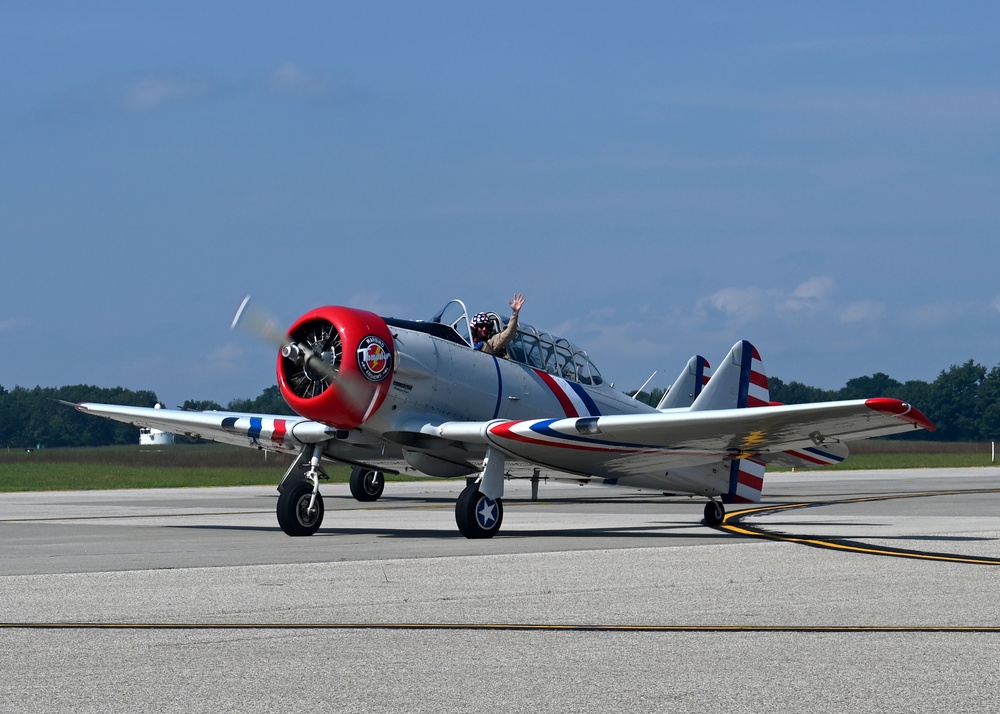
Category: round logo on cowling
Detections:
[{"x1": 356, "y1": 335, "x2": 392, "y2": 382}]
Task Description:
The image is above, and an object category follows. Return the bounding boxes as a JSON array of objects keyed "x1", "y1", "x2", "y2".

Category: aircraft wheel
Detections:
[
  {"x1": 455, "y1": 482, "x2": 503, "y2": 539},
  {"x1": 703, "y1": 500, "x2": 725, "y2": 527},
  {"x1": 349, "y1": 467, "x2": 384, "y2": 502},
  {"x1": 276, "y1": 480, "x2": 324, "y2": 536}
]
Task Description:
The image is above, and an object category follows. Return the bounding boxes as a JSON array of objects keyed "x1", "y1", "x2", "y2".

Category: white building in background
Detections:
[{"x1": 139, "y1": 403, "x2": 175, "y2": 446}]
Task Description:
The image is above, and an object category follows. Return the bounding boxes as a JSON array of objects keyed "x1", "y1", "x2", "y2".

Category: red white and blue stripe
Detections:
[
  {"x1": 222, "y1": 416, "x2": 292, "y2": 451},
  {"x1": 740, "y1": 343, "x2": 769, "y2": 408},
  {"x1": 781, "y1": 446, "x2": 846, "y2": 466},
  {"x1": 488, "y1": 418, "x2": 653, "y2": 454},
  {"x1": 532, "y1": 369, "x2": 601, "y2": 417}
]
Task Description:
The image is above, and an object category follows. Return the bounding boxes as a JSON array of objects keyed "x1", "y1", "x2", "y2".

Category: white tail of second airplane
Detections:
[
  {"x1": 690, "y1": 340, "x2": 769, "y2": 411},
  {"x1": 656, "y1": 355, "x2": 711, "y2": 410}
]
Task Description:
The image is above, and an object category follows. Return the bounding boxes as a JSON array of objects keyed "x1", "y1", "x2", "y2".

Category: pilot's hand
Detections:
[{"x1": 510, "y1": 293, "x2": 525, "y2": 313}]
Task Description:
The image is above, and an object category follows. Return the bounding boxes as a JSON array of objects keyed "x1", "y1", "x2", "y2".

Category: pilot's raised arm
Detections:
[{"x1": 472, "y1": 293, "x2": 524, "y2": 357}]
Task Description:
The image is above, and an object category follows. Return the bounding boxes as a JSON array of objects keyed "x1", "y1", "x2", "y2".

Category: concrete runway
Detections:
[{"x1": 3, "y1": 468, "x2": 1000, "y2": 713}]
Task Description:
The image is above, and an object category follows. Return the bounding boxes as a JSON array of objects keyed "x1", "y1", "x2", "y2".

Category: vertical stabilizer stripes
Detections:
[
  {"x1": 695, "y1": 356, "x2": 711, "y2": 398},
  {"x1": 739, "y1": 342, "x2": 769, "y2": 408}
]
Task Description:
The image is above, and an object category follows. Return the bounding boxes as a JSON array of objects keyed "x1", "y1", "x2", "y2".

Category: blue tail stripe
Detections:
[{"x1": 736, "y1": 340, "x2": 752, "y2": 409}]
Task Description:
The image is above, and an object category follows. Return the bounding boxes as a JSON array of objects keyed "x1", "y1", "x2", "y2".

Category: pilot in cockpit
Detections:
[{"x1": 472, "y1": 293, "x2": 525, "y2": 358}]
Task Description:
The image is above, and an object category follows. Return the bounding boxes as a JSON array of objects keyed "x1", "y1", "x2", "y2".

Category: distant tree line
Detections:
[
  {"x1": 0, "y1": 385, "x2": 294, "y2": 450},
  {"x1": 0, "y1": 385, "x2": 160, "y2": 449},
  {"x1": 177, "y1": 386, "x2": 295, "y2": 416},
  {"x1": 3, "y1": 360, "x2": 999, "y2": 449}
]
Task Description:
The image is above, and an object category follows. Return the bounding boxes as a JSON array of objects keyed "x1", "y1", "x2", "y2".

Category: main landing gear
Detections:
[
  {"x1": 349, "y1": 467, "x2": 385, "y2": 502},
  {"x1": 455, "y1": 481, "x2": 504, "y2": 538},
  {"x1": 703, "y1": 499, "x2": 726, "y2": 527},
  {"x1": 276, "y1": 444, "x2": 327, "y2": 536},
  {"x1": 454, "y1": 446, "x2": 506, "y2": 539},
  {"x1": 277, "y1": 480, "x2": 324, "y2": 536}
]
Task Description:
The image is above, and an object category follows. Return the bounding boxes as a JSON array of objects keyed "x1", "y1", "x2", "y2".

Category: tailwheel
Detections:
[
  {"x1": 349, "y1": 467, "x2": 385, "y2": 502},
  {"x1": 703, "y1": 499, "x2": 725, "y2": 527},
  {"x1": 277, "y1": 480, "x2": 325, "y2": 536},
  {"x1": 455, "y1": 482, "x2": 503, "y2": 539}
]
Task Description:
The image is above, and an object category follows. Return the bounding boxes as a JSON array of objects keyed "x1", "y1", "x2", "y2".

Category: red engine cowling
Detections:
[{"x1": 277, "y1": 306, "x2": 395, "y2": 429}]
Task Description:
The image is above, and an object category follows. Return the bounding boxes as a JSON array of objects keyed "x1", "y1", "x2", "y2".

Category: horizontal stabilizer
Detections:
[{"x1": 763, "y1": 442, "x2": 850, "y2": 470}]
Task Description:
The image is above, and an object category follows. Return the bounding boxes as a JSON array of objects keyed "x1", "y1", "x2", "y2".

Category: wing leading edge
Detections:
[{"x1": 71, "y1": 402, "x2": 336, "y2": 452}]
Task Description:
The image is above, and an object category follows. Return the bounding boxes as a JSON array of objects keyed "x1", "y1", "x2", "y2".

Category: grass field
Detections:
[
  {"x1": 0, "y1": 444, "x2": 339, "y2": 492},
  {"x1": 1, "y1": 441, "x2": 998, "y2": 492}
]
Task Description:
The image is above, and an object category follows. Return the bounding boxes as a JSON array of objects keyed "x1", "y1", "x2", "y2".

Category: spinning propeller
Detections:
[{"x1": 231, "y1": 294, "x2": 340, "y2": 394}]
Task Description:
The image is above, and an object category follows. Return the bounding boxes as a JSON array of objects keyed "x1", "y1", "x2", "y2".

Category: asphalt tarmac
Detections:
[{"x1": 2, "y1": 468, "x2": 1000, "y2": 713}]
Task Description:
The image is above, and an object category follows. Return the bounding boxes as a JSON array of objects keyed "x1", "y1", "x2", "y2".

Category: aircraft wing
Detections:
[
  {"x1": 436, "y1": 397, "x2": 934, "y2": 480},
  {"x1": 71, "y1": 402, "x2": 337, "y2": 452}
]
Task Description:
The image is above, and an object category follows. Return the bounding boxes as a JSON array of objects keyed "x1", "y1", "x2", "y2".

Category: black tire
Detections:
[
  {"x1": 276, "y1": 480, "x2": 324, "y2": 536},
  {"x1": 455, "y1": 482, "x2": 503, "y2": 539},
  {"x1": 349, "y1": 467, "x2": 385, "y2": 502},
  {"x1": 703, "y1": 500, "x2": 725, "y2": 527}
]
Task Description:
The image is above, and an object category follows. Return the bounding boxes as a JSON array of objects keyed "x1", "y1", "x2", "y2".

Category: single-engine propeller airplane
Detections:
[{"x1": 71, "y1": 296, "x2": 935, "y2": 538}]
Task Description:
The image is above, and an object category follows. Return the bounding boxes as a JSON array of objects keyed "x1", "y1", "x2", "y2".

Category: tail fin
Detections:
[
  {"x1": 690, "y1": 340, "x2": 769, "y2": 411},
  {"x1": 656, "y1": 355, "x2": 711, "y2": 410}
]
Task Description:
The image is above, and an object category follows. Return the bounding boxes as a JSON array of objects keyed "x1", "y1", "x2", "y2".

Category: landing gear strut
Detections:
[
  {"x1": 455, "y1": 447, "x2": 506, "y2": 539},
  {"x1": 703, "y1": 499, "x2": 725, "y2": 527},
  {"x1": 276, "y1": 444, "x2": 326, "y2": 536}
]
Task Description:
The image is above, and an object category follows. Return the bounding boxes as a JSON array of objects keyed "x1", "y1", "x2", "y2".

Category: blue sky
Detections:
[{"x1": 3, "y1": 2, "x2": 1000, "y2": 408}]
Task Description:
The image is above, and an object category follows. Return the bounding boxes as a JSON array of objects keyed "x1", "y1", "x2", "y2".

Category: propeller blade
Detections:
[
  {"x1": 231, "y1": 295, "x2": 289, "y2": 351},
  {"x1": 231, "y1": 295, "x2": 340, "y2": 384}
]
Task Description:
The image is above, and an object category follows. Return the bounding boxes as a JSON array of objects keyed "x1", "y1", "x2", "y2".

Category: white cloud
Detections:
[
  {"x1": 904, "y1": 302, "x2": 972, "y2": 329},
  {"x1": 121, "y1": 75, "x2": 210, "y2": 112},
  {"x1": 698, "y1": 287, "x2": 775, "y2": 322},
  {"x1": 839, "y1": 300, "x2": 886, "y2": 324},
  {"x1": 0, "y1": 317, "x2": 29, "y2": 333},
  {"x1": 697, "y1": 279, "x2": 834, "y2": 323},
  {"x1": 781, "y1": 276, "x2": 835, "y2": 312},
  {"x1": 791, "y1": 276, "x2": 835, "y2": 300},
  {"x1": 267, "y1": 62, "x2": 336, "y2": 98}
]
